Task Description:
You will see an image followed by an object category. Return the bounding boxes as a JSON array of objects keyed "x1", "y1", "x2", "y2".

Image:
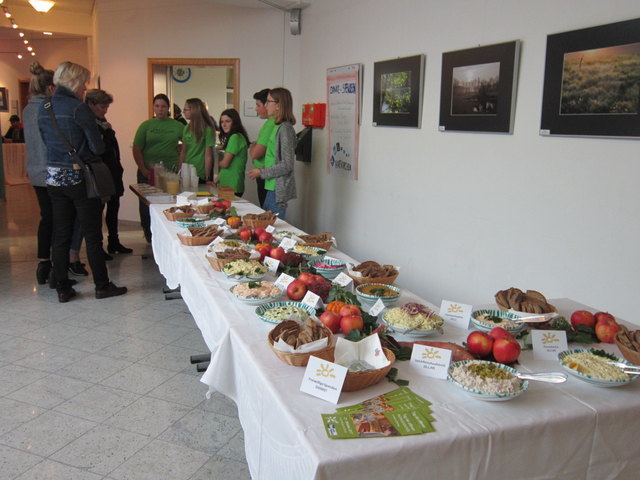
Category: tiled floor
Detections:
[{"x1": 0, "y1": 184, "x2": 250, "y2": 479}]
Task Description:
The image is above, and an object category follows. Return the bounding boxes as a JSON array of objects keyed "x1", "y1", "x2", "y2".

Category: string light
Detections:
[{"x1": 1, "y1": 5, "x2": 36, "y2": 59}]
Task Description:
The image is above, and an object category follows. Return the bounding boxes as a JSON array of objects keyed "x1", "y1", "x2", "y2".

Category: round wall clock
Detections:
[{"x1": 172, "y1": 67, "x2": 192, "y2": 83}]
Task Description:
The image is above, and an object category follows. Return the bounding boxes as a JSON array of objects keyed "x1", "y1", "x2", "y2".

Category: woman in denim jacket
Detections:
[{"x1": 38, "y1": 62, "x2": 127, "y2": 302}]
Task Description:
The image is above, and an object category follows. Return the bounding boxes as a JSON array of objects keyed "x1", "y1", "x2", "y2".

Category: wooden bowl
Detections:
[
  {"x1": 342, "y1": 348, "x2": 395, "y2": 392},
  {"x1": 267, "y1": 327, "x2": 335, "y2": 367},
  {"x1": 615, "y1": 331, "x2": 640, "y2": 365}
]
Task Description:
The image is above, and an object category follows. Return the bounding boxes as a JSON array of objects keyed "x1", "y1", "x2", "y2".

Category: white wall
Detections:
[
  {"x1": 295, "y1": 0, "x2": 640, "y2": 323},
  {"x1": 95, "y1": 0, "x2": 301, "y2": 221}
]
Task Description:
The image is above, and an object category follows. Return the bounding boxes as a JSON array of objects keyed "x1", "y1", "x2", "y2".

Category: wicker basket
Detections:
[
  {"x1": 205, "y1": 252, "x2": 250, "y2": 271},
  {"x1": 347, "y1": 271, "x2": 399, "y2": 287},
  {"x1": 299, "y1": 233, "x2": 334, "y2": 251},
  {"x1": 218, "y1": 186, "x2": 235, "y2": 203},
  {"x1": 243, "y1": 215, "x2": 277, "y2": 229},
  {"x1": 164, "y1": 206, "x2": 196, "y2": 221},
  {"x1": 615, "y1": 332, "x2": 640, "y2": 365},
  {"x1": 267, "y1": 328, "x2": 336, "y2": 366},
  {"x1": 193, "y1": 203, "x2": 216, "y2": 214},
  {"x1": 342, "y1": 348, "x2": 396, "y2": 392},
  {"x1": 177, "y1": 233, "x2": 219, "y2": 246}
]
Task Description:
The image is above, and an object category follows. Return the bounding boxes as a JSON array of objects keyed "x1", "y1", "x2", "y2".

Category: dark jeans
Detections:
[
  {"x1": 256, "y1": 177, "x2": 267, "y2": 208},
  {"x1": 48, "y1": 182, "x2": 110, "y2": 290},
  {"x1": 137, "y1": 170, "x2": 151, "y2": 239},
  {"x1": 34, "y1": 186, "x2": 53, "y2": 260},
  {"x1": 104, "y1": 194, "x2": 121, "y2": 242}
]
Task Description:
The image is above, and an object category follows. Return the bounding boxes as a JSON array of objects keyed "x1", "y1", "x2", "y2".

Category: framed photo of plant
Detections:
[
  {"x1": 0, "y1": 88, "x2": 8, "y2": 112},
  {"x1": 439, "y1": 41, "x2": 521, "y2": 134},
  {"x1": 540, "y1": 17, "x2": 640, "y2": 138},
  {"x1": 372, "y1": 54, "x2": 425, "y2": 128}
]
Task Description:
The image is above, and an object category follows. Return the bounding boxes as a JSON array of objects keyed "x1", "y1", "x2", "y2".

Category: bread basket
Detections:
[
  {"x1": 206, "y1": 250, "x2": 251, "y2": 271},
  {"x1": 177, "y1": 226, "x2": 223, "y2": 246},
  {"x1": 615, "y1": 331, "x2": 640, "y2": 365},
  {"x1": 193, "y1": 203, "x2": 216, "y2": 214},
  {"x1": 298, "y1": 232, "x2": 334, "y2": 251},
  {"x1": 342, "y1": 348, "x2": 396, "y2": 392},
  {"x1": 243, "y1": 212, "x2": 277, "y2": 229},
  {"x1": 267, "y1": 327, "x2": 336, "y2": 366},
  {"x1": 163, "y1": 206, "x2": 196, "y2": 221},
  {"x1": 347, "y1": 271, "x2": 399, "y2": 287}
]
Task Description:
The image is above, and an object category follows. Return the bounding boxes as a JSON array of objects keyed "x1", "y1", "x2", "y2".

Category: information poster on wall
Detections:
[{"x1": 327, "y1": 64, "x2": 361, "y2": 180}]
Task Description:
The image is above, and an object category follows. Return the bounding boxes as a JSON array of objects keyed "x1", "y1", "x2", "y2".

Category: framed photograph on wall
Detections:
[
  {"x1": 0, "y1": 88, "x2": 8, "y2": 112},
  {"x1": 439, "y1": 40, "x2": 521, "y2": 134},
  {"x1": 540, "y1": 17, "x2": 640, "y2": 138},
  {"x1": 373, "y1": 54, "x2": 425, "y2": 128}
]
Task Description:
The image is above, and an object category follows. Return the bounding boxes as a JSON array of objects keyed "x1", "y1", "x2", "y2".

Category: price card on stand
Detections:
[
  {"x1": 409, "y1": 345, "x2": 452, "y2": 379},
  {"x1": 263, "y1": 257, "x2": 280, "y2": 274},
  {"x1": 212, "y1": 217, "x2": 226, "y2": 226},
  {"x1": 302, "y1": 290, "x2": 322, "y2": 310},
  {"x1": 279, "y1": 237, "x2": 297, "y2": 251},
  {"x1": 531, "y1": 330, "x2": 568, "y2": 360},
  {"x1": 211, "y1": 236, "x2": 224, "y2": 245},
  {"x1": 274, "y1": 273, "x2": 295, "y2": 290},
  {"x1": 332, "y1": 272, "x2": 353, "y2": 291},
  {"x1": 440, "y1": 300, "x2": 472, "y2": 329},
  {"x1": 300, "y1": 356, "x2": 348, "y2": 404},
  {"x1": 265, "y1": 225, "x2": 276, "y2": 233},
  {"x1": 368, "y1": 299, "x2": 386, "y2": 317}
]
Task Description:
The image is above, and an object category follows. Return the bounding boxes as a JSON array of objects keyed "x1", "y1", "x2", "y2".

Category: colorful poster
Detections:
[{"x1": 327, "y1": 64, "x2": 361, "y2": 180}]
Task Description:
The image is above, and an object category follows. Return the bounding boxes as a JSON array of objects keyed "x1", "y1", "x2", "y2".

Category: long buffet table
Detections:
[{"x1": 149, "y1": 199, "x2": 640, "y2": 480}]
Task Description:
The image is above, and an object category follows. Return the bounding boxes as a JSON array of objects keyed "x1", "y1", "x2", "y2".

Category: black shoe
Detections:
[
  {"x1": 49, "y1": 270, "x2": 78, "y2": 289},
  {"x1": 36, "y1": 260, "x2": 52, "y2": 285},
  {"x1": 103, "y1": 249, "x2": 114, "y2": 261},
  {"x1": 69, "y1": 261, "x2": 89, "y2": 276},
  {"x1": 58, "y1": 288, "x2": 77, "y2": 303},
  {"x1": 95, "y1": 282, "x2": 128, "y2": 299},
  {"x1": 107, "y1": 243, "x2": 133, "y2": 254}
]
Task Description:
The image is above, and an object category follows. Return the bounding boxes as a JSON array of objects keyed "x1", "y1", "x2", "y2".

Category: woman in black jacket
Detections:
[{"x1": 85, "y1": 89, "x2": 132, "y2": 256}]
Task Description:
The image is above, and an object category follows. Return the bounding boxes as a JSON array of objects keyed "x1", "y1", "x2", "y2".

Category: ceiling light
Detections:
[
  {"x1": 23, "y1": 39, "x2": 28, "y2": 44},
  {"x1": 18, "y1": 54, "x2": 23, "y2": 59},
  {"x1": 12, "y1": 23, "x2": 17, "y2": 28},
  {"x1": 31, "y1": 51, "x2": 35, "y2": 56},
  {"x1": 27, "y1": 46, "x2": 33, "y2": 51},
  {"x1": 29, "y1": 1, "x2": 55, "y2": 13},
  {"x1": 43, "y1": 31, "x2": 52, "y2": 35},
  {"x1": 4, "y1": 11, "x2": 10, "y2": 18},
  {"x1": 19, "y1": 32, "x2": 24, "y2": 37}
]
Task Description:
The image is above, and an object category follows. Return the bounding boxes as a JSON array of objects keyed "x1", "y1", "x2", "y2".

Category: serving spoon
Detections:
[{"x1": 516, "y1": 372, "x2": 568, "y2": 383}]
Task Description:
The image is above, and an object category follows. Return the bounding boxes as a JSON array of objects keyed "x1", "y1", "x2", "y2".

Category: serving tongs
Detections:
[
  {"x1": 511, "y1": 315, "x2": 555, "y2": 324},
  {"x1": 607, "y1": 361, "x2": 640, "y2": 375},
  {"x1": 516, "y1": 372, "x2": 568, "y2": 384}
]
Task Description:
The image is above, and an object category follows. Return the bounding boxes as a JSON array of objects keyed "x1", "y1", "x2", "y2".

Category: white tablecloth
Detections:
[{"x1": 150, "y1": 202, "x2": 640, "y2": 480}]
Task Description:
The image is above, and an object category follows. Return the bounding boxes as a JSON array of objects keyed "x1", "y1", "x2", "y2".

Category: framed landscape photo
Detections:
[
  {"x1": 0, "y1": 88, "x2": 8, "y2": 112},
  {"x1": 540, "y1": 17, "x2": 640, "y2": 138},
  {"x1": 373, "y1": 54, "x2": 425, "y2": 128},
  {"x1": 439, "y1": 40, "x2": 521, "y2": 134}
]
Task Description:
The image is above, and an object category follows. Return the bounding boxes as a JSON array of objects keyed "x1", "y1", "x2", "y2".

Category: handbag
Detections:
[{"x1": 44, "y1": 100, "x2": 115, "y2": 199}]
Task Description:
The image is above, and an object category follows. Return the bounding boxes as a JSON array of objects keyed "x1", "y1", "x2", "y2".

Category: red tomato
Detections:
[{"x1": 341, "y1": 315, "x2": 364, "y2": 335}]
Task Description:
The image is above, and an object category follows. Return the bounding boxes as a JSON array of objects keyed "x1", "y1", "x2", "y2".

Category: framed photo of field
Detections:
[
  {"x1": 439, "y1": 41, "x2": 521, "y2": 134},
  {"x1": 540, "y1": 17, "x2": 640, "y2": 138},
  {"x1": 372, "y1": 54, "x2": 425, "y2": 128},
  {"x1": 0, "y1": 88, "x2": 8, "y2": 112}
]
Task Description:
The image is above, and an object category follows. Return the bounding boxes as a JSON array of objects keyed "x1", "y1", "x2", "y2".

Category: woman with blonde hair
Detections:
[
  {"x1": 179, "y1": 98, "x2": 216, "y2": 183},
  {"x1": 248, "y1": 87, "x2": 297, "y2": 219},
  {"x1": 38, "y1": 61, "x2": 127, "y2": 302}
]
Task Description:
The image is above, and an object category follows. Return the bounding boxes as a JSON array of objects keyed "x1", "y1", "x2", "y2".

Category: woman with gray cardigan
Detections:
[{"x1": 248, "y1": 87, "x2": 296, "y2": 219}]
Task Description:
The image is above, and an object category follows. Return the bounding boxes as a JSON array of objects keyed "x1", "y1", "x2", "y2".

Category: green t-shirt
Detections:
[
  {"x1": 133, "y1": 117, "x2": 184, "y2": 171},
  {"x1": 182, "y1": 125, "x2": 215, "y2": 180},
  {"x1": 219, "y1": 133, "x2": 248, "y2": 194},
  {"x1": 254, "y1": 118, "x2": 276, "y2": 168},
  {"x1": 263, "y1": 124, "x2": 281, "y2": 191}
]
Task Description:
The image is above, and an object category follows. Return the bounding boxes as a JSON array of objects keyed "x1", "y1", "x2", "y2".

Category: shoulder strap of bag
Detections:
[{"x1": 44, "y1": 99, "x2": 85, "y2": 168}]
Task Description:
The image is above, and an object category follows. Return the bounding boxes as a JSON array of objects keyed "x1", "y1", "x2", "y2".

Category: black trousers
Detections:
[
  {"x1": 137, "y1": 170, "x2": 151, "y2": 239},
  {"x1": 48, "y1": 182, "x2": 109, "y2": 290},
  {"x1": 104, "y1": 194, "x2": 121, "y2": 242},
  {"x1": 256, "y1": 177, "x2": 267, "y2": 208},
  {"x1": 34, "y1": 185, "x2": 53, "y2": 260}
]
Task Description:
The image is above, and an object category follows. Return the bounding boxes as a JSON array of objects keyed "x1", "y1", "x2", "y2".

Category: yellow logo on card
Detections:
[
  {"x1": 316, "y1": 363, "x2": 336, "y2": 378},
  {"x1": 448, "y1": 304, "x2": 464, "y2": 314},
  {"x1": 542, "y1": 332, "x2": 559, "y2": 344},
  {"x1": 422, "y1": 348, "x2": 442, "y2": 360}
]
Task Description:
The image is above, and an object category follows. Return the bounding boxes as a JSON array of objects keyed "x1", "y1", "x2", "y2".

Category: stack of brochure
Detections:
[{"x1": 321, "y1": 387, "x2": 435, "y2": 439}]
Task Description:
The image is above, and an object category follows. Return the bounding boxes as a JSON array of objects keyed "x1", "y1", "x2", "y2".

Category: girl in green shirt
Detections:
[
  {"x1": 218, "y1": 108, "x2": 250, "y2": 196},
  {"x1": 179, "y1": 98, "x2": 216, "y2": 182}
]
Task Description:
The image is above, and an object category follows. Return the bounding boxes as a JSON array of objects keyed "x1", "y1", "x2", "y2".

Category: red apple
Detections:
[
  {"x1": 238, "y1": 228, "x2": 252, "y2": 243},
  {"x1": 340, "y1": 315, "x2": 364, "y2": 335},
  {"x1": 258, "y1": 232, "x2": 273, "y2": 244},
  {"x1": 492, "y1": 337, "x2": 521, "y2": 364},
  {"x1": 253, "y1": 227, "x2": 266, "y2": 239},
  {"x1": 286, "y1": 280, "x2": 307, "y2": 301},
  {"x1": 220, "y1": 200, "x2": 231, "y2": 209},
  {"x1": 595, "y1": 322, "x2": 620, "y2": 343},
  {"x1": 269, "y1": 247, "x2": 285, "y2": 260},
  {"x1": 466, "y1": 331, "x2": 494, "y2": 358},
  {"x1": 489, "y1": 326, "x2": 514, "y2": 341},
  {"x1": 319, "y1": 311, "x2": 341, "y2": 333},
  {"x1": 339, "y1": 304, "x2": 361, "y2": 318},
  {"x1": 570, "y1": 310, "x2": 596, "y2": 329},
  {"x1": 594, "y1": 312, "x2": 617, "y2": 326},
  {"x1": 296, "y1": 272, "x2": 316, "y2": 286},
  {"x1": 256, "y1": 245, "x2": 271, "y2": 261}
]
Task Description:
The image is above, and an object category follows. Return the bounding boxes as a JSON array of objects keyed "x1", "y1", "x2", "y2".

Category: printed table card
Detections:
[
  {"x1": 212, "y1": 217, "x2": 226, "y2": 226},
  {"x1": 265, "y1": 225, "x2": 276, "y2": 233},
  {"x1": 274, "y1": 273, "x2": 295, "y2": 290},
  {"x1": 368, "y1": 299, "x2": 386, "y2": 317},
  {"x1": 440, "y1": 300, "x2": 472, "y2": 329},
  {"x1": 263, "y1": 256, "x2": 280, "y2": 274},
  {"x1": 279, "y1": 237, "x2": 297, "y2": 251},
  {"x1": 211, "y1": 236, "x2": 225, "y2": 245},
  {"x1": 409, "y1": 345, "x2": 452, "y2": 379},
  {"x1": 332, "y1": 272, "x2": 353, "y2": 290},
  {"x1": 531, "y1": 330, "x2": 568, "y2": 360},
  {"x1": 302, "y1": 290, "x2": 322, "y2": 310},
  {"x1": 300, "y1": 356, "x2": 348, "y2": 404}
]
